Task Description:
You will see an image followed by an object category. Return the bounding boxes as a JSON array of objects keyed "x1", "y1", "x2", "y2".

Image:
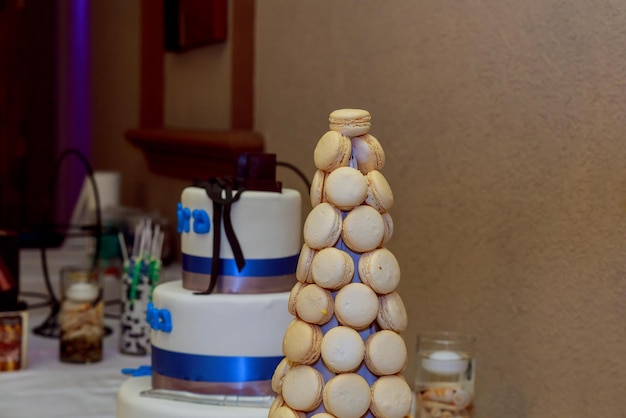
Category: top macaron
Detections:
[{"x1": 329, "y1": 109, "x2": 371, "y2": 138}]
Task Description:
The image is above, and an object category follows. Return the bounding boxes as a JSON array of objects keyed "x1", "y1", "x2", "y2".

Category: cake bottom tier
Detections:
[
  {"x1": 149, "y1": 281, "x2": 292, "y2": 395},
  {"x1": 116, "y1": 376, "x2": 270, "y2": 418}
]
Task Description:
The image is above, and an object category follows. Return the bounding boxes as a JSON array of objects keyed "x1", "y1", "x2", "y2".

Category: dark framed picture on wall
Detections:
[{"x1": 164, "y1": 0, "x2": 228, "y2": 52}]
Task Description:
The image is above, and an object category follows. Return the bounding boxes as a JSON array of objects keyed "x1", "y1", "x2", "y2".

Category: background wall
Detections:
[
  {"x1": 90, "y1": 0, "x2": 232, "y2": 241},
  {"x1": 90, "y1": 1, "x2": 626, "y2": 416}
]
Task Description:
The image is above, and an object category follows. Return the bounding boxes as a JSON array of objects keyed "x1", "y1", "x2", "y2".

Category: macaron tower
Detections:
[{"x1": 270, "y1": 109, "x2": 412, "y2": 418}]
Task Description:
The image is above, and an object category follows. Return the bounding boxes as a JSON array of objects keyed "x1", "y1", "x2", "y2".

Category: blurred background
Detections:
[{"x1": 2, "y1": 1, "x2": 626, "y2": 416}]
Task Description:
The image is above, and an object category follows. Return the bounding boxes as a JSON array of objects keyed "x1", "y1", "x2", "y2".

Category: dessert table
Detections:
[{"x1": 0, "y1": 247, "x2": 180, "y2": 418}]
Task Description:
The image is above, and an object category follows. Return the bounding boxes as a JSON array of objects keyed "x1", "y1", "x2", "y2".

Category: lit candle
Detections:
[
  {"x1": 65, "y1": 282, "x2": 99, "y2": 302},
  {"x1": 422, "y1": 350, "x2": 468, "y2": 375}
]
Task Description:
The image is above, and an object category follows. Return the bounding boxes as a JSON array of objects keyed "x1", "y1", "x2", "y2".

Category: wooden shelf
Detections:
[
  {"x1": 130, "y1": 1, "x2": 259, "y2": 181},
  {"x1": 126, "y1": 128, "x2": 264, "y2": 180}
]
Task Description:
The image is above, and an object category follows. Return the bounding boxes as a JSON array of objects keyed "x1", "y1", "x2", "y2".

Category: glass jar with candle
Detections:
[
  {"x1": 59, "y1": 266, "x2": 104, "y2": 363},
  {"x1": 414, "y1": 331, "x2": 476, "y2": 418}
]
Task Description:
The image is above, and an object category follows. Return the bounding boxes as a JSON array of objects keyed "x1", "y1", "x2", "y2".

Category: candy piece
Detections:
[
  {"x1": 270, "y1": 406, "x2": 307, "y2": 418},
  {"x1": 358, "y1": 248, "x2": 401, "y2": 295},
  {"x1": 334, "y1": 283, "x2": 379, "y2": 330},
  {"x1": 321, "y1": 326, "x2": 365, "y2": 373},
  {"x1": 310, "y1": 169, "x2": 327, "y2": 207},
  {"x1": 269, "y1": 395, "x2": 286, "y2": 416},
  {"x1": 271, "y1": 359, "x2": 294, "y2": 394},
  {"x1": 314, "y1": 131, "x2": 351, "y2": 172},
  {"x1": 295, "y1": 284, "x2": 334, "y2": 325},
  {"x1": 364, "y1": 330, "x2": 407, "y2": 375},
  {"x1": 370, "y1": 375, "x2": 413, "y2": 418},
  {"x1": 282, "y1": 319, "x2": 323, "y2": 365},
  {"x1": 288, "y1": 282, "x2": 307, "y2": 316},
  {"x1": 351, "y1": 133, "x2": 385, "y2": 174},
  {"x1": 311, "y1": 247, "x2": 354, "y2": 290},
  {"x1": 377, "y1": 291, "x2": 408, "y2": 332},
  {"x1": 322, "y1": 373, "x2": 371, "y2": 418},
  {"x1": 381, "y1": 212, "x2": 394, "y2": 244},
  {"x1": 303, "y1": 203, "x2": 342, "y2": 250},
  {"x1": 328, "y1": 108, "x2": 371, "y2": 138},
  {"x1": 296, "y1": 244, "x2": 317, "y2": 284},
  {"x1": 281, "y1": 365, "x2": 324, "y2": 412},
  {"x1": 365, "y1": 170, "x2": 394, "y2": 212},
  {"x1": 324, "y1": 166, "x2": 368, "y2": 211},
  {"x1": 342, "y1": 205, "x2": 385, "y2": 253}
]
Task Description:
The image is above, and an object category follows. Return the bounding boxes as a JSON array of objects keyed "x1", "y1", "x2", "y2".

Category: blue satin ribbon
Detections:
[
  {"x1": 182, "y1": 254, "x2": 298, "y2": 277},
  {"x1": 152, "y1": 346, "x2": 282, "y2": 382}
]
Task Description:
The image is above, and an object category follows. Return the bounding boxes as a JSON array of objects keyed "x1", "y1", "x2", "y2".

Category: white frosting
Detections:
[
  {"x1": 151, "y1": 281, "x2": 293, "y2": 357},
  {"x1": 181, "y1": 187, "x2": 301, "y2": 259},
  {"x1": 117, "y1": 376, "x2": 269, "y2": 418},
  {"x1": 116, "y1": 185, "x2": 301, "y2": 416}
]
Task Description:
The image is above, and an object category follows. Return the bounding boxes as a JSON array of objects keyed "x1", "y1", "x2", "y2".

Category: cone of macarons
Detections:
[{"x1": 270, "y1": 109, "x2": 412, "y2": 418}]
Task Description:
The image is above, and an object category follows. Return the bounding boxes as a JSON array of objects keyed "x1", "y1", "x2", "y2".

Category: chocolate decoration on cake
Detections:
[
  {"x1": 193, "y1": 153, "x2": 285, "y2": 295},
  {"x1": 236, "y1": 153, "x2": 282, "y2": 193},
  {"x1": 194, "y1": 177, "x2": 245, "y2": 295}
]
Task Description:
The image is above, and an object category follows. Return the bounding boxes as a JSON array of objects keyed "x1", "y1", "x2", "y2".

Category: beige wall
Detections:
[
  {"x1": 90, "y1": 1, "x2": 232, "y2": 235},
  {"x1": 91, "y1": 1, "x2": 626, "y2": 416},
  {"x1": 256, "y1": 2, "x2": 626, "y2": 417}
]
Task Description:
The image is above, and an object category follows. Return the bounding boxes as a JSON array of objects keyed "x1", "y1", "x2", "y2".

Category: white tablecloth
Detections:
[{"x1": 0, "y1": 248, "x2": 180, "y2": 418}]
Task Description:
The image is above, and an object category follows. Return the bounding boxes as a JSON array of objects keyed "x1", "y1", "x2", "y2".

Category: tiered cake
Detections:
[
  {"x1": 270, "y1": 109, "x2": 412, "y2": 418},
  {"x1": 117, "y1": 154, "x2": 301, "y2": 418}
]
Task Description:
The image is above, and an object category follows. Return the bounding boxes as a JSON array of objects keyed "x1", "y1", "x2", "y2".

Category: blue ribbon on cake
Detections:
[
  {"x1": 183, "y1": 254, "x2": 298, "y2": 276},
  {"x1": 152, "y1": 346, "x2": 282, "y2": 382}
]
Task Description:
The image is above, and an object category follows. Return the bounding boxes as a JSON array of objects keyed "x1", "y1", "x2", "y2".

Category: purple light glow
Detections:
[{"x1": 56, "y1": 0, "x2": 92, "y2": 224}]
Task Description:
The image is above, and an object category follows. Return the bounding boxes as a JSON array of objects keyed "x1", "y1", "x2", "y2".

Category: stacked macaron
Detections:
[{"x1": 271, "y1": 109, "x2": 412, "y2": 418}]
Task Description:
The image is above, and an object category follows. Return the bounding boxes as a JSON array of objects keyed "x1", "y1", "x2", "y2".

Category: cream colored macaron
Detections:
[
  {"x1": 334, "y1": 283, "x2": 379, "y2": 330},
  {"x1": 282, "y1": 319, "x2": 323, "y2": 364},
  {"x1": 358, "y1": 248, "x2": 401, "y2": 295},
  {"x1": 269, "y1": 406, "x2": 306, "y2": 418},
  {"x1": 271, "y1": 358, "x2": 295, "y2": 394},
  {"x1": 370, "y1": 375, "x2": 413, "y2": 418},
  {"x1": 303, "y1": 202, "x2": 342, "y2": 250},
  {"x1": 324, "y1": 166, "x2": 368, "y2": 211},
  {"x1": 288, "y1": 281, "x2": 307, "y2": 316},
  {"x1": 310, "y1": 169, "x2": 327, "y2": 207},
  {"x1": 296, "y1": 244, "x2": 317, "y2": 283},
  {"x1": 281, "y1": 365, "x2": 324, "y2": 412},
  {"x1": 314, "y1": 131, "x2": 352, "y2": 172},
  {"x1": 381, "y1": 212, "x2": 393, "y2": 244},
  {"x1": 377, "y1": 291, "x2": 408, "y2": 332},
  {"x1": 311, "y1": 247, "x2": 354, "y2": 290},
  {"x1": 321, "y1": 326, "x2": 365, "y2": 373},
  {"x1": 364, "y1": 330, "x2": 407, "y2": 376},
  {"x1": 365, "y1": 170, "x2": 394, "y2": 213},
  {"x1": 269, "y1": 395, "x2": 286, "y2": 416},
  {"x1": 322, "y1": 373, "x2": 372, "y2": 418},
  {"x1": 342, "y1": 205, "x2": 385, "y2": 253},
  {"x1": 351, "y1": 133, "x2": 385, "y2": 174},
  {"x1": 310, "y1": 414, "x2": 336, "y2": 418},
  {"x1": 295, "y1": 284, "x2": 334, "y2": 325},
  {"x1": 329, "y1": 108, "x2": 371, "y2": 138}
]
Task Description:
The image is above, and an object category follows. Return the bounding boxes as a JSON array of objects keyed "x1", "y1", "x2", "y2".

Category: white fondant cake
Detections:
[
  {"x1": 116, "y1": 166, "x2": 301, "y2": 418},
  {"x1": 150, "y1": 281, "x2": 292, "y2": 395},
  {"x1": 117, "y1": 377, "x2": 269, "y2": 418},
  {"x1": 180, "y1": 187, "x2": 301, "y2": 293}
]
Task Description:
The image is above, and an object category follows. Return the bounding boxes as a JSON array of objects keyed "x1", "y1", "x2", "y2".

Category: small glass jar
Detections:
[
  {"x1": 59, "y1": 266, "x2": 104, "y2": 363},
  {"x1": 120, "y1": 258, "x2": 158, "y2": 355},
  {"x1": 414, "y1": 331, "x2": 476, "y2": 418}
]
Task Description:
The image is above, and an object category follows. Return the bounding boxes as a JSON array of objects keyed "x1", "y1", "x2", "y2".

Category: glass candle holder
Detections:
[
  {"x1": 59, "y1": 266, "x2": 104, "y2": 363},
  {"x1": 414, "y1": 331, "x2": 476, "y2": 418}
]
